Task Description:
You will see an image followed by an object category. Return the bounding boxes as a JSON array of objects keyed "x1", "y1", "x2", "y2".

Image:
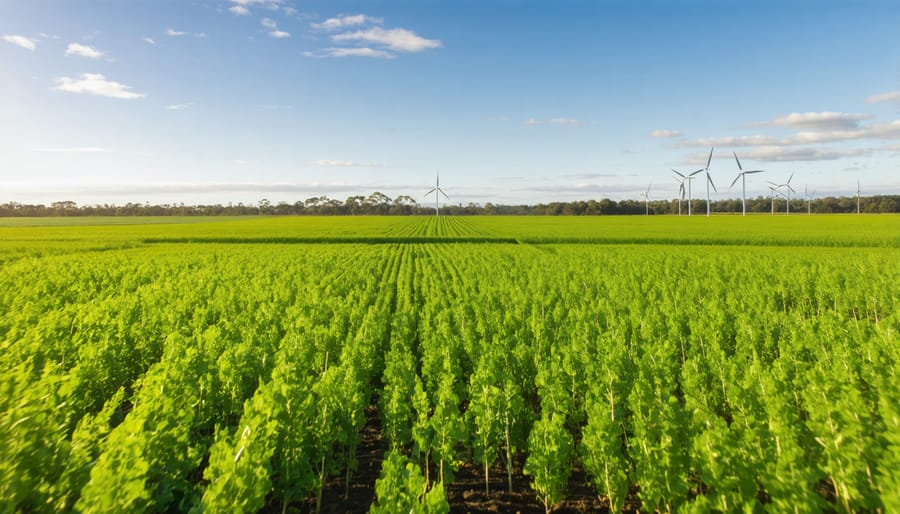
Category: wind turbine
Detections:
[
  {"x1": 771, "y1": 172, "x2": 796, "y2": 214},
  {"x1": 767, "y1": 184, "x2": 782, "y2": 215},
  {"x1": 425, "y1": 172, "x2": 449, "y2": 217},
  {"x1": 673, "y1": 176, "x2": 684, "y2": 215},
  {"x1": 672, "y1": 168, "x2": 702, "y2": 216},
  {"x1": 804, "y1": 185, "x2": 815, "y2": 215},
  {"x1": 730, "y1": 152, "x2": 764, "y2": 216},
  {"x1": 641, "y1": 183, "x2": 651, "y2": 215},
  {"x1": 702, "y1": 147, "x2": 716, "y2": 216}
]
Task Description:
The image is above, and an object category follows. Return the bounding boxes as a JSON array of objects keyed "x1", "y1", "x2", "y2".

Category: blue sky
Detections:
[{"x1": 1, "y1": 0, "x2": 898, "y2": 206}]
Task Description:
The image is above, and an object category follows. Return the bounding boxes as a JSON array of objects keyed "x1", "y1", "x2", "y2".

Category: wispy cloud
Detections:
[
  {"x1": 684, "y1": 119, "x2": 900, "y2": 148},
  {"x1": 517, "y1": 183, "x2": 607, "y2": 194},
  {"x1": 311, "y1": 159, "x2": 382, "y2": 167},
  {"x1": 166, "y1": 28, "x2": 206, "y2": 38},
  {"x1": 143, "y1": 37, "x2": 156, "y2": 45},
  {"x1": 228, "y1": 0, "x2": 284, "y2": 15},
  {"x1": 651, "y1": 129, "x2": 682, "y2": 138},
  {"x1": 304, "y1": 47, "x2": 394, "y2": 59},
  {"x1": 32, "y1": 147, "x2": 113, "y2": 153},
  {"x1": 29, "y1": 182, "x2": 393, "y2": 196},
  {"x1": 261, "y1": 18, "x2": 290, "y2": 38},
  {"x1": 2, "y1": 34, "x2": 36, "y2": 51},
  {"x1": 53, "y1": 73, "x2": 145, "y2": 99},
  {"x1": 867, "y1": 90, "x2": 900, "y2": 104},
  {"x1": 166, "y1": 102, "x2": 195, "y2": 110},
  {"x1": 307, "y1": 14, "x2": 439, "y2": 58},
  {"x1": 524, "y1": 118, "x2": 581, "y2": 126},
  {"x1": 682, "y1": 146, "x2": 872, "y2": 164},
  {"x1": 754, "y1": 111, "x2": 871, "y2": 130},
  {"x1": 65, "y1": 42, "x2": 104, "y2": 59},
  {"x1": 560, "y1": 173, "x2": 619, "y2": 180},
  {"x1": 312, "y1": 14, "x2": 383, "y2": 31},
  {"x1": 332, "y1": 27, "x2": 440, "y2": 53}
]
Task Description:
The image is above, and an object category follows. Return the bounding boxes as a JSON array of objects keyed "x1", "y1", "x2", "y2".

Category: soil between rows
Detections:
[{"x1": 284, "y1": 405, "x2": 642, "y2": 514}]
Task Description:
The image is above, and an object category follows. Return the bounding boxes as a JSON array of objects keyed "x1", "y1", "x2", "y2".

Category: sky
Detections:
[{"x1": 1, "y1": 0, "x2": 899, "y2": 207}]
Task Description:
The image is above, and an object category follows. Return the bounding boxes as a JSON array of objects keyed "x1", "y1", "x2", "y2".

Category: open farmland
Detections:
[{"x1": 1, "y1": 215, "x2": 898, "y2": 513}]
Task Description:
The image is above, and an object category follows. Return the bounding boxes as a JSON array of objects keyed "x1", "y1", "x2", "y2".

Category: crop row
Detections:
[{"x1": 1, "y1": 242, "x2": 898, "y2": 512}]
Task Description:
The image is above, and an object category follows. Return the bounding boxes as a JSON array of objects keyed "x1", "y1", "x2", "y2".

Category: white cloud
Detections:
[
  {"x1": 681, "y1": 146, "x2": 871, "y2": 164},
  {"x1": 53, "y1": 73, "x2": 145, "y2": 99},
  {"x1": 741, "y1": 147, "x2": 872, "y2": 162},
  {"x1": 166, "y1": 28, "x2": 187, "y2": 36},
  {"x1": 651, "y1": 129, "x2": 683, "y2": 138},
  {"x1": 2, "y1": 34, "x2": 36, "y2": 51},
  {"x1": 228, "y1": 0, "x2": 283, "y2": 14},
  {"x1": 304, "y1": 47, "x2": 394, "y2": 59},
  {"x1": 32, "y1": 147, "x2": 112, "y2": 153},
  {"x1": 312, "y1": 14, "x2": 383, "y2": 31},
  {"x1": 166, "y1": 102, "x2": 195, "y2": 110},
  {"x1": 524, "y1": 118, "x2": 581, "y2": 126},
  {"x1": 260, "y1": 18, "x2": 289, "y2": 38},
  {"x1": 685, "y1": 119, "x2": 900, "y2": 148},
  {"x1": 331, "y1": 27, "x2": 441, "y2": 52},
  {"x1": 143, "y1": 37, "x2": 156, "y2": 45},
  {"x1": 311, "y1": 159, "x2": 382, "y2": 167},
  {"x1": 866, "y1": 90, "x2": 900, "y2": 104},
  {"x1": 756, "y1": 111, "x2": 871, "y2": 130},
  {"x1": 686, "y1": 135, "x2": 781, "y2": 147},
  {"x1": 65, "y1": 42, "x2": 104, "y2": 59}
]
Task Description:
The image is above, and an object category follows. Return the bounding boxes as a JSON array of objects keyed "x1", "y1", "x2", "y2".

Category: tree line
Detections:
[{"x1": 1, "y1": 193, "x2": 897, "y2": 217}]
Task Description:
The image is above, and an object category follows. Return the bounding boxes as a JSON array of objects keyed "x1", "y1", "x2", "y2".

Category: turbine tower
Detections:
[
  {"x1": 804, "y1": 185, "x2": 815, "y2": 215},
  {"x1": 641, "y1": 183, "x2": 651, "y2": 215},
  {"x1": 673, "y1": 176, "x2": 684, "y2": 215},
  {"x1": 702, "y1": 147, "x2": 716, "y2": 217},
  {"x1": 767, "y1": 184, "x2": 782, "y2": 215},
  {"x1": 730, "y1": 152, "x2": 764, "y2": 216},
  {"x1": 425, "y1": 172, "x2": 449, "y2": 217},
  {"x1": 672, "y1": 168, "x2": 702, "y2": 216},
  {"x1": 857, "y1": 180, "x2": 861, "y2": 214},
  {"x1": 782, "y1": 172, "x2": 796, "y2": 215}
]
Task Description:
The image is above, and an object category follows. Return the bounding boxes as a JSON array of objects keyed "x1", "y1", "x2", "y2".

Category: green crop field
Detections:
[{"x1": 1, "y1": 215, "x2": 897, "y2": 513}]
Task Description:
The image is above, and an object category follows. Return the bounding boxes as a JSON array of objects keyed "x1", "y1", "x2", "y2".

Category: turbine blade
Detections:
[
  {"x1": 671, "y1": 168, "x2": 685, "y2": 178},
  {"x1": 787, "y1": 171, "x2": 794, "y2": 184},
  {"x1": 425, "y1": 188, "x2": 436, "y2": 195},
  {"x1": 708, "y1": 173, "x2": 717, "y2": 192},
  {"x1": 706, "y1": 147, "x2": 714, "y2": 169},
  {"x1": 733, "y1": 152, "x2": 743, "y2": 171},
  {"x1": 746, "y1": 170, "x2": 764, "y2": 174},
  {"x1": 438, "y1": 188, "x2": 449, "y2": 199},
  {"x1": 690, "y1": 169, "x2": 704, "y2": 176},
  {"x1": 730, "y1": 174, "x2": 741, "y2": 189}
]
